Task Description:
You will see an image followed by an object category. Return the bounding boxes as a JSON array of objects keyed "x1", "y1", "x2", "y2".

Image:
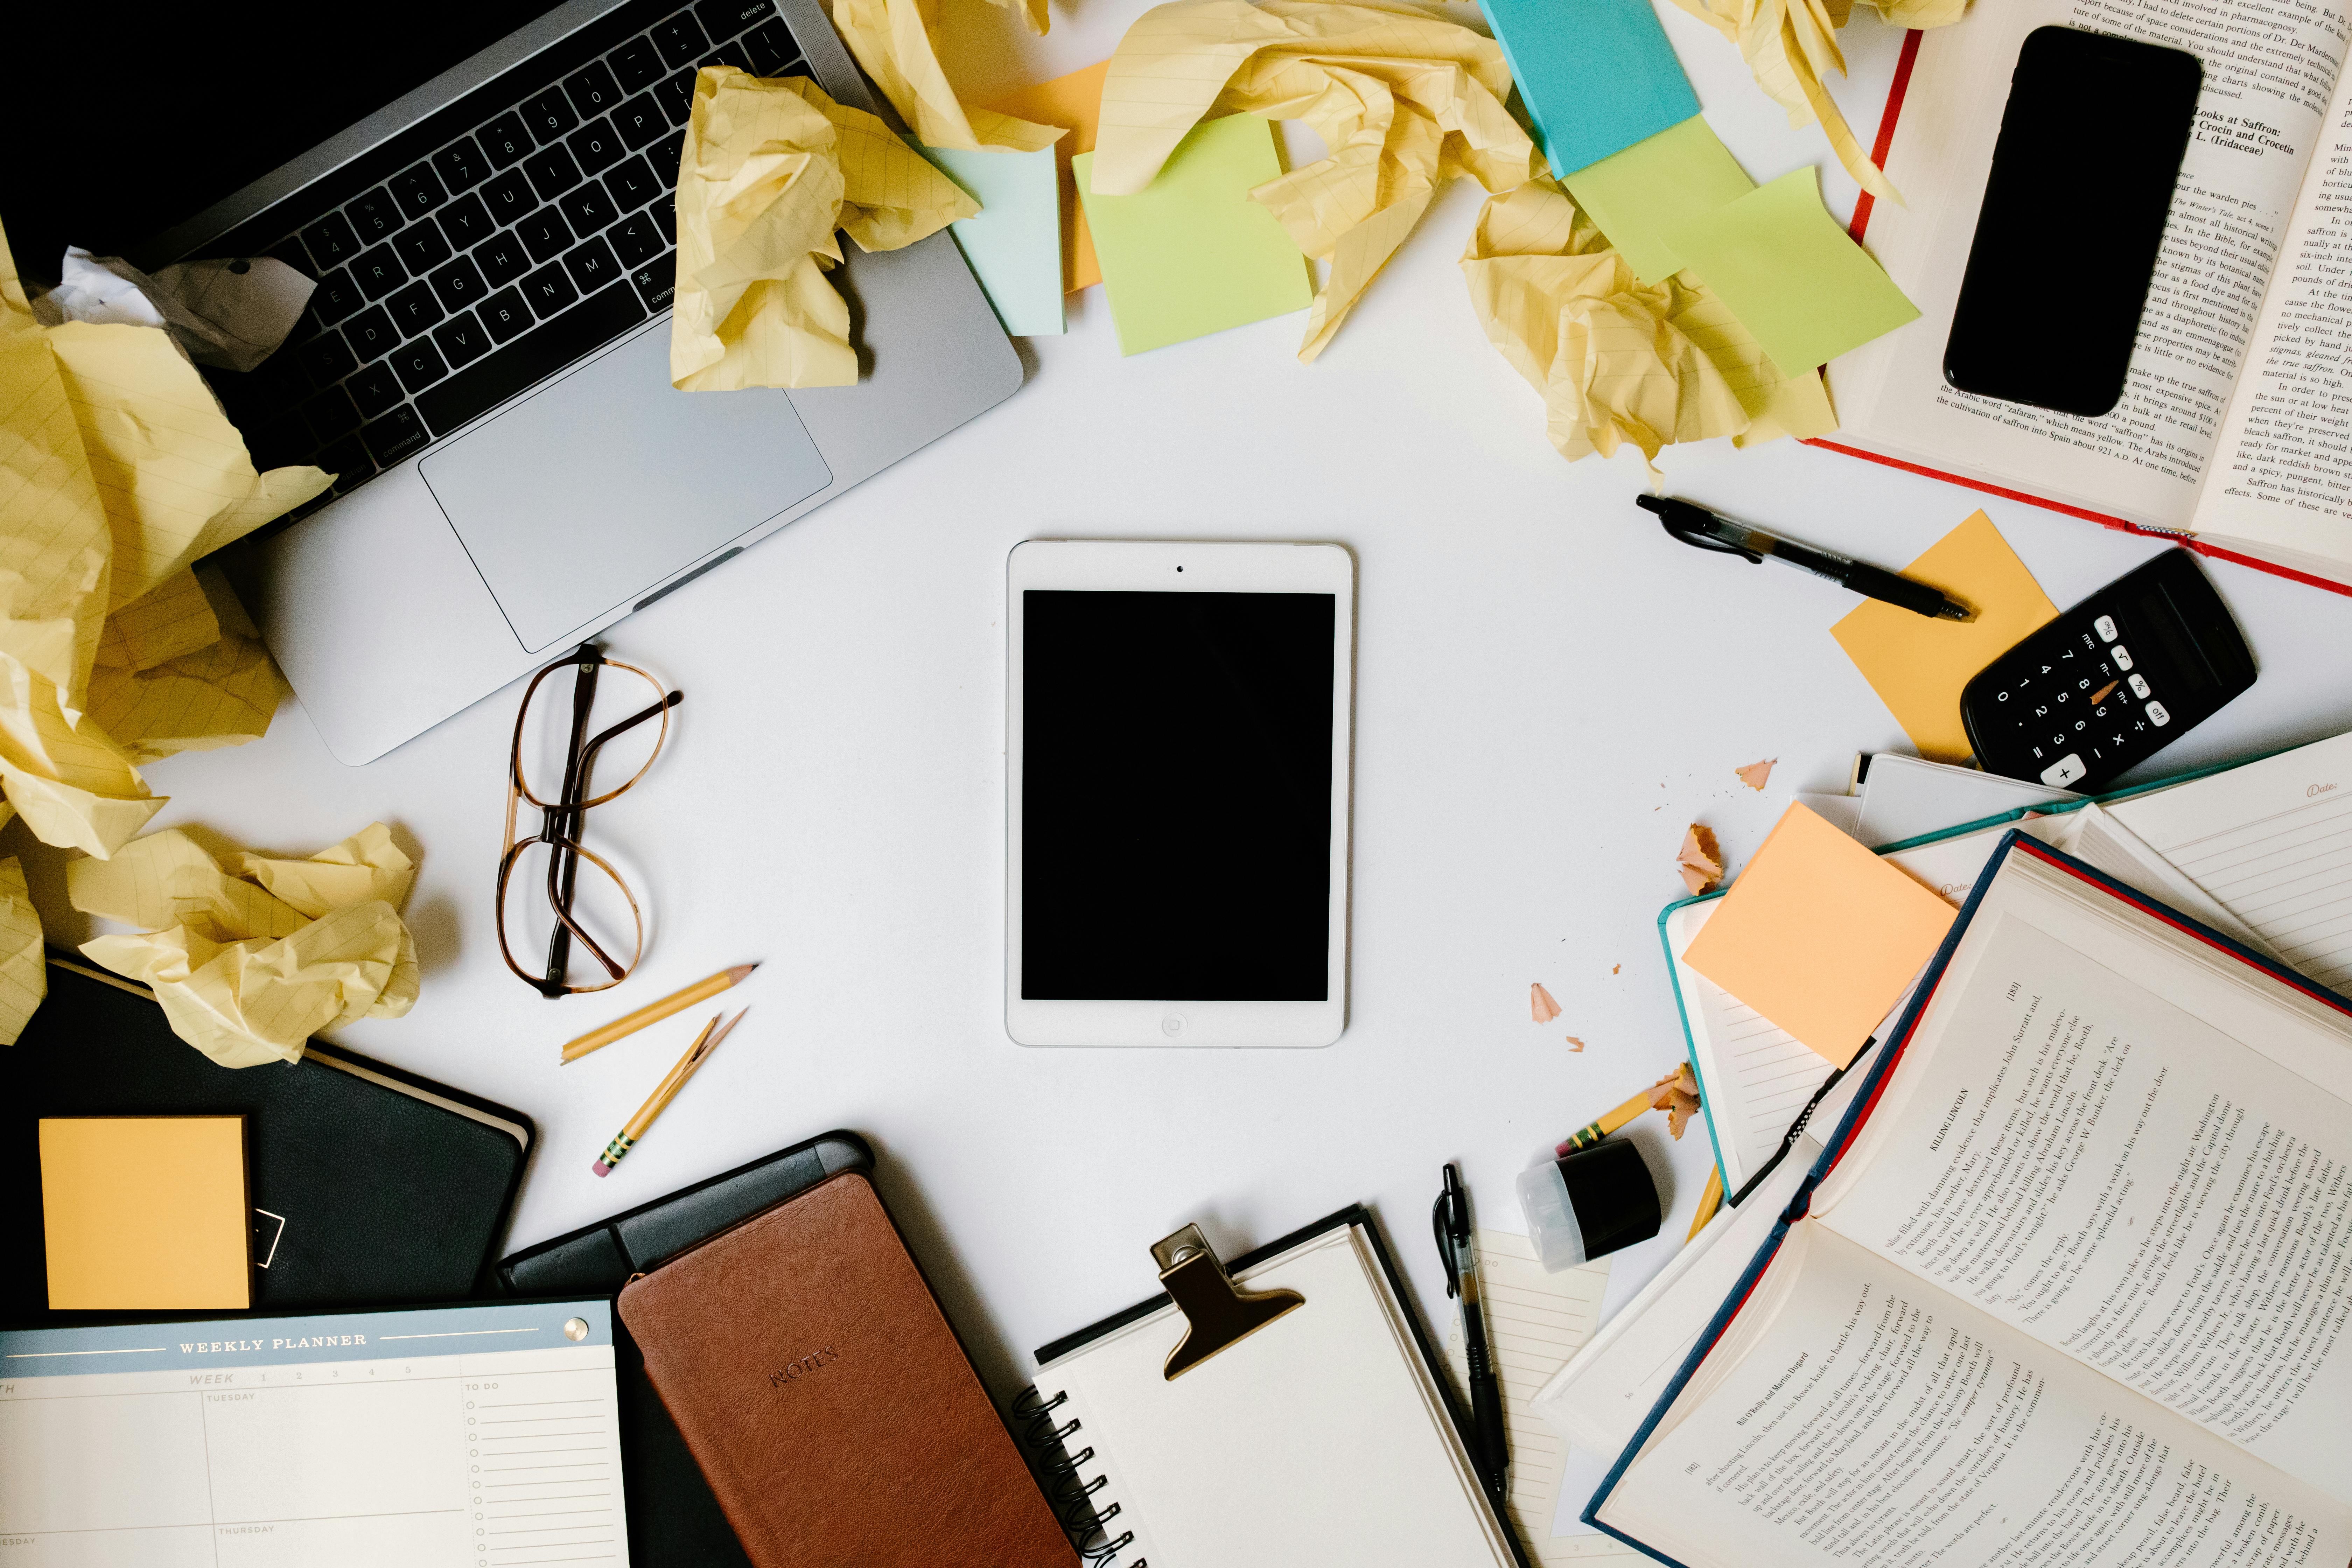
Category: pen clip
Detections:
[{"x1": 1639, "y1": 495, "x2": 1764, "y2": 564}]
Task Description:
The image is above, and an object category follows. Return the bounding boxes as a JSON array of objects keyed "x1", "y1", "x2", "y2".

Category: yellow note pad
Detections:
[
  {"x1": 1563, "y1": 115, "x2": 1754, "y2": 286},
  {"x1": 40, "y1": 1116, "x2": 251, "y2": 1309},
  {"x1": 1682, "y1": 804, "x2": 1953, "y2": 1067},
  {"x1": 1830, "y1": 512, "x2": 2060, "y2": 764},
  {"x1": 1664, "y1": 167, "x2": 1920, "y2": 372},
  {"x1": 989, "y1": 61, "x2": 1110, "y2": 293},
  {"x1": 1075, "y1": 115, "x2": 1312, "y2": 357}
]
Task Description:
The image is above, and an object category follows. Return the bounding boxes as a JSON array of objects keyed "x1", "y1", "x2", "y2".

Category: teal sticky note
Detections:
[
  {"x1": 1483, "y1": 0, "x2": 1701, "y2": 180},
  {"x1": 920, "y1": 142, "x2": 1066, "y2": 336}
]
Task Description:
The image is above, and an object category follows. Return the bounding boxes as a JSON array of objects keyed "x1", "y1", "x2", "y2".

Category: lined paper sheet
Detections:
[
  {"x1": 1443, "y1": 1233, "x2": 1634, "y2": 1562},
  {"x1": 1670, "y1": 901, "x2": 1834, "y2": 1194}
]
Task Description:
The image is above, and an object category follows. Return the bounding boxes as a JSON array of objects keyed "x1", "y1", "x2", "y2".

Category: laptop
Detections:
[{"x1": 80, "y1": 0, "x2": 1020, "y2": 763}]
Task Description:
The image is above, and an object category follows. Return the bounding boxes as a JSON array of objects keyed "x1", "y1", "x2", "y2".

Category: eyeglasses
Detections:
[{"x1": 498, "y1": 644, "x2": 682, "y2": 998}]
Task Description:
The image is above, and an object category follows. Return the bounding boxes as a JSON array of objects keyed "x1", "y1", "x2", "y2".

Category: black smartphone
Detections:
[{"x1": 1944, "y1": 27, "x2": 2202, "y2": 416}]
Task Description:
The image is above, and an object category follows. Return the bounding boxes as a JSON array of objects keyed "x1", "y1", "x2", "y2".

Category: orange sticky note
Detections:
[
  {"x1": 40, "y1": 1116, "x2": 252, "y2": 1310},
  {"x1": 1830, "y1": 512, "x2": 2058, "y2": 764},
  {"x1": 989, "y1": 60, "x2": 1108, "y2": 293},
  {"x1": 1682, "y1": 803, "x2": 1953, "y2": 1066}
]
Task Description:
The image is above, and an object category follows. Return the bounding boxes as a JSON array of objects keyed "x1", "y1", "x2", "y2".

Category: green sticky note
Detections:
[
  {"x1": 1665, "y1": 167, "x2": 1922, "y2": 373},
  {"x1": 1564, "y1": 116, "x2": 1755, "y2": 286},
  {"x1": 921, "y1": 142, "x2": 1066, "y2": 336},
  {"x1": 1074, "y1": 115, "x2": 1311, "y2": 356}
]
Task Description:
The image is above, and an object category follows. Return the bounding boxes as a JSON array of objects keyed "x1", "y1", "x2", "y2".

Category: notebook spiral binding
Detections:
[{"x1": 1014, "y1": 1386, "x2": 1146, "y2": 1568}]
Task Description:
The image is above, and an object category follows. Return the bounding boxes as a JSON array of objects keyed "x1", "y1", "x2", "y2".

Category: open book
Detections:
[
  {"x1": 1589, "y1": 834, "x2": 2352, "y2": 1566},
  {"x1": 1826, "y1": 0, "x2": 2352, "y2": 593}
]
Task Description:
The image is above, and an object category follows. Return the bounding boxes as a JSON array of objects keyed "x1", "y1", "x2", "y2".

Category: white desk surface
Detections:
[{"x1": 24, "y1": 0, "x2": 2352, "y2": 1511}]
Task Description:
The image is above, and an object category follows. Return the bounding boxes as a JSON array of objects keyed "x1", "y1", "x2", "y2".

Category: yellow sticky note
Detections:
[
  {"x1": 1682, "y1": 803, "x2": 1954, "y2": 1067},
  {"x1": 989, "y1": 61, "x2": 1110, "y2": 293},
  {"x1": 41, "y1": 1116, "x2": 251, "y2": 1310},
  {"x1": 1563, "y1": 115, "x2": 1754, "y2": 286},
  {"x1": 1831, "y1": 513, "x2": 2060, "y2": 764}
]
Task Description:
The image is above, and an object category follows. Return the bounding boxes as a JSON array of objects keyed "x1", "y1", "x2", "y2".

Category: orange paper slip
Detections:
[
  {"x1": 1680, "y1": 803, "x2": 1954, "y2": 1068},
  {"x1": 989, "y1": 60, "x2": 1109, "y2": 293}
]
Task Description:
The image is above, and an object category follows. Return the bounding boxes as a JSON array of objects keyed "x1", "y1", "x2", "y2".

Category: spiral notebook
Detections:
[{"x1": 1026, "y1": 1208, "x2": 1530, "y2": 1568}]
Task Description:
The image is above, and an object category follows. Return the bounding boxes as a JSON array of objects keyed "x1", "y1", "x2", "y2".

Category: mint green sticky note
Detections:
[
  {"x1": 1665, "y1": 167, "x2": 1922, "y2": 372},
  {"x1": 1074, "y1": 116, "x2": 1311, "y2": 356},
  {"x1": 921, "y1": 142, "x2": 1065, "y2": 336},
  {"x1": 1563, "y1": 116, "x2": 1755, "y2": 286}
]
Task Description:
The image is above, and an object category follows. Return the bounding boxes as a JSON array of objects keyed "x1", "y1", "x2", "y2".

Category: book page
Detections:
[
  {"x1": 1595, "y1": 1225, "x2": 2352, "y2": 1568},
  {"x1": 1833, "y1": 0, "x2": 2349, "y2": 529},
  {"x1": 1815, "y1": 910, "x2": 2352, "y2": 1504}
]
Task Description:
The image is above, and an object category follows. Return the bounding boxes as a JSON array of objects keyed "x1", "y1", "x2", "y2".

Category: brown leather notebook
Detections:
[{"x1": 619, "y1": 1170, "x2": 1076, "y2": 1568}]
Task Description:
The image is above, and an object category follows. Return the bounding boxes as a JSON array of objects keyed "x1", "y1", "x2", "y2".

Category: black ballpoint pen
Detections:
[
  {"x1": 1434, "y1": 1162, "x2": 1509, "y2": 1505},
  {"x1": 1635, "y1": 495, "x2": 1974, "y2": 622}
]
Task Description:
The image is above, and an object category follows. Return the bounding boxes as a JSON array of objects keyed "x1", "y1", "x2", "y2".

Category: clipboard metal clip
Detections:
[{"x1": 1152, "y1": 1224, "x2": 1304, "y2": 1381}]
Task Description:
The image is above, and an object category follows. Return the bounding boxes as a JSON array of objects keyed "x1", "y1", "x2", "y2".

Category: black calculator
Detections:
[{"x1": 1959, "y1": 549, "x2": 2255, "y2": 793}]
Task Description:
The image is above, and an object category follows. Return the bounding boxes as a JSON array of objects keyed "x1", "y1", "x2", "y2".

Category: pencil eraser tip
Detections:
[{"x1": 590, "y1": 1161, "x2": 610, "y2": 1177}]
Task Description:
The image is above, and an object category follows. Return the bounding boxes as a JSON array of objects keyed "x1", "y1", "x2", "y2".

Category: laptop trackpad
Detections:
[{"x1": 418, "y1": 325, "x2": 833, "y2": 652}]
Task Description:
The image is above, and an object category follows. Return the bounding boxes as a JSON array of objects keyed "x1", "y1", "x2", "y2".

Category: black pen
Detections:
[
  {"x1": 1433, "y1": 1162, "x2": 1509, "y2": 1505},
  {"x1": 1635, "y1": 495, "x2": 1973, "y2": 622}
]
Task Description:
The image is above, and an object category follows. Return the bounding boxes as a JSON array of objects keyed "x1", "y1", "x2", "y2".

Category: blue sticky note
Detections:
[
  {"x1": 1483, "y1": 0, "x2": 1701, "y2": 180},
  {"x1": 920, "y1": 142, "x2": 1066, "y2": 336}
]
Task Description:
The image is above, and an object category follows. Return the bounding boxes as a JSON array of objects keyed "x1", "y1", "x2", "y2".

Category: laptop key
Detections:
[
  {"x1": 393, "y1": 219, "x2": 453, "y2": 274},
  {"x1": 699, "y1": 42, "x2": 749, "y2": 73},
  {"x1": 429, "y1": 254, "x2": 491, "y2": 314},
  {"x1": 434, "y1": 136, "x2": 491, "y2": 194},
  {"x1": 516, "y1": 207, "x2": 577, "y2": 265},
  {"x1": 568, "y1": 117, "x2": 628, "y2": 177},
  {"x1": 434, "y1": 312, "x2": 495, "y2": 370},
  {"x1": 348, "y1": 189, "x2": 404, "y2": 244},
  {"x1": 296, "y1": 329, "x2": 358, "y2": 388},
  {"x1": 647, "y1": 198, "x2": 677, "y2": 246},
  {"x1": 650, "y1": 129, "x2": 687, "y2": 181},
  {"x1": 609, "y1": 211, "x2": 668, "y2": 269},
  {"x1": 520, "y1": 260, "x2": 581, "y2": 317},
  {"x1": 651, "y1": 12, "x2": 709, "y2": 68},
  {"x1": 614, "y1": 96, "x2": 668, "y2": 150},
  {"x1": 524, "y1": 144, "x2": 585, "y2": 203},
  {"x1": 302, "y1": 385, "x2": 362, "y2": 443},
  {"x1": 391, "y1": 163, "x2": 449, "y2": 221},
  {"x1": 302, "y1": 212, "x2": 362, "y2": 267},
  {"x1": 439, "y1": 192, "x2": 495, "y2": 249},
  {"x1": 479, "y1": 287, "x2": 535, "y2": 343},
  {"x1": 566, "y1": 61, "x2": 625, "y2": 118},
  {"x1": 414, "y1": 280, "x2": 647, "y2": 438},
  {"x1": 611, "y1": 37, "x2": 666, "y2": 94},
  {"x1": 744, "y1": 20, "x2": 798, "y2": 76},
  {"x1": 343, "y1": 307, "x2": 400, "y2": 364},
  {"x1": 352, "y1": 243, "x2": 408, "y2": 301},
  {"x1": 653, "y1": 69, "x2": 695, "y2": 125},
  {"x1": 362, "y1": 407, "x2": 429, "y2": 466},
  {"x1": 559, "y1": 181, "x2": 620, "y2": 237},
  {"x1": 604, "y1": 156, "x2": 664, "y2": 214},
  {"x1": 309, "y1": 268, "x2": 365, "y2": 326},
  {"x1": 480, "y1": 111, "x2": 536, "y2": 169},
  {"x1": 481, "y1": 169, "x2": 535, "y2": 226},
  {"x1": 316, "y1": 434, "x2": 373, "y2": 488},
  {"x1": 346, "y1": 360, "x2": 405, "y2": 417},
  {"x1": 697, "y1": 0, "x2": 774, "y2": 41},
  {"x1": 387, "y1": 280, "x2": 446, "y2": 337},
  {"x1": 522, "y1": 86, "x2": 580, "y2": 142},
  {"x1": 563, "y1": 236, "x2": 624, "y2": 294},
  {"x1": 390, "y1": 337, "x2": 451, "y2": 394},
  {"x1": 476, "y1": 230, "x2": 534, "y2": 288},
  {"x1": 629, "y1": 251, "x2": 676, "y2": 313}
]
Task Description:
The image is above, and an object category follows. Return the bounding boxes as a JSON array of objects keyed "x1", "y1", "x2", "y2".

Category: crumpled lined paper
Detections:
[
  {"x1": 831, "y1": 0, "x2": 1064, "y2": 152},
  {"x1": 33, "y1": 247, "x2": 314, "y2": 373},
  {"x1": 1092, "y1": 0, "x2": 1539, "y2": 361},
  {"x1": 0, "y1": 853, "x2": 45, "y2": 1045},
  {"x1": 672, "y1": 68, "x2": 983, "y2": 390},
  {"x1": 0, "y1": 220, "x2": 323, "y2": 860},
  {"x1": 1666, "y1": 0, "x2": 1966, "y2": 202},
  {"x1": 1460, "y1": 179, "x2": 1834, "y2": 470},
  {"x1": 70, "y1": 823, "x2": 419, "y2": 1068}
]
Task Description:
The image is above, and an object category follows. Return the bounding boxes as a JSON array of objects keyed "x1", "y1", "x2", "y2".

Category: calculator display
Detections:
[{"x1": 1960, "y1": 551, "x2": 2255, "y2": 793}]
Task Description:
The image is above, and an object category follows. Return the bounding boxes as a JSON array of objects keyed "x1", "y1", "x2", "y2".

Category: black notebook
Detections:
[{"x1": 2, "y1": 957, "x2": 531, "y2": 1323}]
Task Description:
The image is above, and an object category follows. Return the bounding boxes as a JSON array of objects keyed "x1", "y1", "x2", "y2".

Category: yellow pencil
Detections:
[
  {"x1": 1554, "y1": 1086, "x2": 1659, "y2": 1156},
  {"x1": 1686, "y1": 1165, "x2": 1726, "y2": 1239},
  {"x1": 592, "y1": 1009, "x2": 748, "y2": 1176},
  {"x1": 561, "y1": 963, "x2": 756, "y2": 1062}
]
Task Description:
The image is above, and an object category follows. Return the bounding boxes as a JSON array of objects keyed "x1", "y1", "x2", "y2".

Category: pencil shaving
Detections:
[
  {"x1": 1531, "y1": 982, "x2": 1561, "y2": 1023},
  {"x1": 1678, "y1": 824, "x2": 1724, "y2": 896},
  {"x1": 1566, "y1": 1036, "x2": 1587, "y2": 1052},
  {"x1": 1650, "y1": 1063, "x2": 1701, "y2": 1139},
  {"x1": 1735, "y1": 758, "x2": 1777, "y2": 790}
]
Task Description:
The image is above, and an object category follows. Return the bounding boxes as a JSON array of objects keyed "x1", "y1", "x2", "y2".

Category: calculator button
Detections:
[
  {"x1": 2145, "y1": 700, "x2": 2171, "y2": 726},
  {"x1": 2128, "y1": 673, "x2": 2150, "y2": 698},
  {"x1": 2094, "y1": 614, "x2": 2118, "y2": 641},
  {"x1": 2111, "y1": 645, "x2": 2134, "y2": 670},
  {"x1": 2041, "y1": 753, "x2": 2089, "y2": 788}
]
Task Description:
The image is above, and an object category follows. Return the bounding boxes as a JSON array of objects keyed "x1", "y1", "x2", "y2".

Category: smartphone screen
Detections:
[{"x1": 1944, "y1": 27, "x2": 2202, "y2": 417}]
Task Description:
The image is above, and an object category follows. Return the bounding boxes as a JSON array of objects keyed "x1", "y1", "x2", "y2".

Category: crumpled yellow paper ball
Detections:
[{"x1": 68, "y1": 822, "x2": 420, "y2": 1069}]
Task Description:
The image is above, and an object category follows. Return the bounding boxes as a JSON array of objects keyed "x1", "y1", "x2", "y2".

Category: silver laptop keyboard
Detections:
[{"x1": 214, "y1": 0, "x2": 806, "y2": 514}]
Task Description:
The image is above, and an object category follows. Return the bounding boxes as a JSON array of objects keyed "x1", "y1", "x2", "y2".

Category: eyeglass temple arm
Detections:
[{"x1": 540, "y1": 689, "x2": 683, "y2": 993}]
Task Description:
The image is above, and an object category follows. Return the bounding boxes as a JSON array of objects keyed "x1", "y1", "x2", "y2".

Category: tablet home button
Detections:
[{"x1": 1161, "y1": 1014, "x2": 1185, "y2": 1038}]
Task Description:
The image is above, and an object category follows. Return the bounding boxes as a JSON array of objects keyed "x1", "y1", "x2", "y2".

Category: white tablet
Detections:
[{"x1": 1007, "y1": 540, "x2": 1353, "y2": 1047}]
